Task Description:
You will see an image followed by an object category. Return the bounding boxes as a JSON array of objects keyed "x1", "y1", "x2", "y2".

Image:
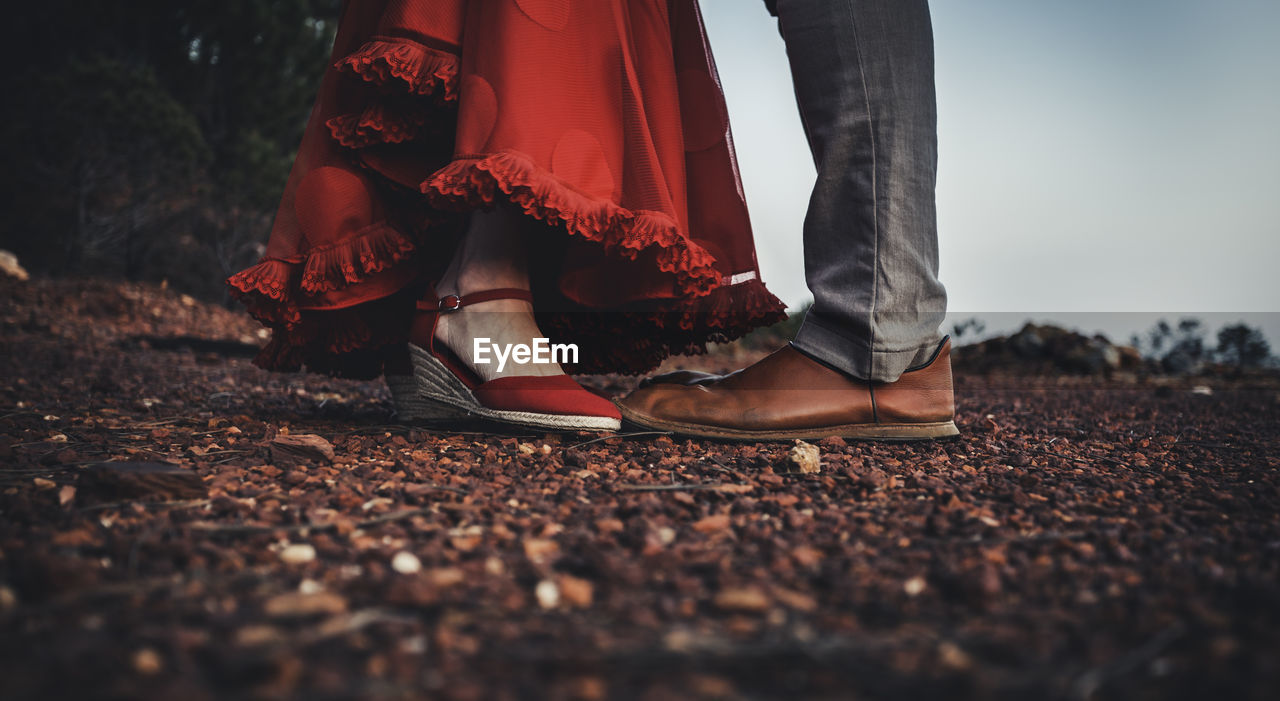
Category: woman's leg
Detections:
[
  {"x1": 431, "y1": 206, "x2": 565, "y2": 381},
  {"x1": 393, "y1": 204, "x2": 619, "y2": 430}
]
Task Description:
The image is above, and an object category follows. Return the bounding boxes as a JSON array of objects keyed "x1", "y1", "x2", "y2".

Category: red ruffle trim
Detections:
[
  {"x1": 250, "y1": 296, "x2": 413, "y2": 380},
  {"x1": 326, "y1": 102, "x2": 432, "y2": 149},
  {"x1": 225, "y1": 259, "x2": 302, "y2": 329},
  {"x1": 228, "y1": 33, "x2": 786, "y2": 378},
  {"x1": 541, "y1": 277, "x2": 788, "y2": 375},
  {"x1": 227, "y1": 223, "x2": 415, "y2": 332},
  {"x1": 424, "y1": 150, "x2": 722, "y2": 298},
  {"x1": 299, "y1": 223, "x2": 416, "y2": 294},
  {"x1": 335, "y1": 37, "x2": 459, "y2": 102}
]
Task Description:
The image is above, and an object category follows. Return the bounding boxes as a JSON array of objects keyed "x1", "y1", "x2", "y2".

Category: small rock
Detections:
[
  {"x1": 0, "y1": 250, "x2": 29, "y2": 281},
  {"x1": 279, "y1": 543, "x2": 316, "y2": 565},
  {"x1": 567, "y1": 676, "x2": 607, "y2": 701},
  {"x1": 690, "y1": 676, "x2": 736, "y2": 698},
  {"x1": 523, "y1": 538, "x2": 560, "y2": 563},
  {"x1": 391, "y1": 551, "x2": 422, "y2": 574},
  {"x1": 32, "y1": 477, "x2": 56, "y2": 490},
  {"x1": 235, "y1": 625, "x2": 286, "y2": 648},
  {"x1": 786, "y1": 441, "x2": 821, "y2": 474},
  {"x1": 427, "y1": 567, "x2": 466, "y2": 587},
  {"x1": 938, "y1": 641, "x2": 972, "y2": 670},
  {"x1": 817, "y1": 436, "x2": 847, "y2": 451},
  {"x1": 263, "y1": 591, "x2": 347, "y2": 618},
  {"x1": 692, "y1": 514, "x2": 731, "y2": 533},
  {"x1": 713, "y1": 586, "x2": 771, "y2": 613},
  {"x1": 558, "y1": 575, "x2": 594, "y2": 608},
  {"x1": 595, "y1": 518, "x2": 625, "y2": 534},
  {"x1": 903, "y1": 576, "x2": 927, "y2": 597},
  {"x1": 132, "y1": 648, "x2": 163, "y2": 676},
  {"x1": 771, "y1": 587, "x2": 818, "y2": 612},
  {"x1": 535, "y1": 579, "x2": 560, "y2": 609},
  {"x1": 792, "y1": 546, "x2": 824, "y2": 568},
  {"x1": 400, "y1": 635, "x2": 428, "y2": 655},
  {"x1": 0, "y1": 585, "x2": 16, "y2": 611},
  {"x1": 517, "y1": 442, "x2": 537, "y2": 455},
  {"x1": 269, "y1": 434, "x2": 335, "y2": 464}
]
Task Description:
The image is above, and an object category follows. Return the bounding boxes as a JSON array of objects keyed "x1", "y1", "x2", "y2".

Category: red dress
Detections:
[{"x1": 228, "y1": 0, "x2": 785, "y2": 378}]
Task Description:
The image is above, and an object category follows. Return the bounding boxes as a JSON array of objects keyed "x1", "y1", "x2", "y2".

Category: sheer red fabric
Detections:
[{"x1": 228, "y1": 0, "x2": 786, "y2": 378}]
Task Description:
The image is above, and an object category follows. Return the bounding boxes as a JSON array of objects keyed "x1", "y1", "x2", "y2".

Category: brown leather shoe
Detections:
[
  {"x1": 637, "y1": 369, "x2": 740, "y2": 388},
  {"x1": 617, "y1": 338, "x2": 958, "y2": 441}
]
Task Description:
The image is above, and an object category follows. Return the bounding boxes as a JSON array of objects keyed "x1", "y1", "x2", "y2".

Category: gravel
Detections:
[{"x1": 1, "y1": 277, "x2": 1278, "y2": 699}]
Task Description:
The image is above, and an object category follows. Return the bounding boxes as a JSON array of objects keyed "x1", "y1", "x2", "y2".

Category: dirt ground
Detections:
[{"x1": 2, "y1": 278, "x2": 1278, "y2": 700}]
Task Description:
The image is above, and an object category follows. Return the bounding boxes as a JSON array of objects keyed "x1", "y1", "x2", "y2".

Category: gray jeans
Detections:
[{"x1": 775, "y1": 0, "x2": 948, "y2": 382}]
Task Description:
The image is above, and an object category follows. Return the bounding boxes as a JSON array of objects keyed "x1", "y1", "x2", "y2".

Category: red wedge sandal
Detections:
[{"x1": 390, "y1": 287, "x2": 620, "y2": 432}]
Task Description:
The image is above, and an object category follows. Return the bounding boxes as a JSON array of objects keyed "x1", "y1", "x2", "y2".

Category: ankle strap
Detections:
[{"x1": 416, "y1": 287, "x2": 534, "y2": 312}]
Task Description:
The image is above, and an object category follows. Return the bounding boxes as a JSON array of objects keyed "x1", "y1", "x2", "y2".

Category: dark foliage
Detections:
[
  {"x1": 1133, "y1": 317, "x2": 1211, "y2": 373},
  {"x1": 0, "y1": 0, "x2": 341, "y2": 297},
  {"x1": 1216, "y1": 323, "x2": 1271, "y2": 372},
  {"x1": 950, "y1": 317, "x2": 986, "y2": 343}
]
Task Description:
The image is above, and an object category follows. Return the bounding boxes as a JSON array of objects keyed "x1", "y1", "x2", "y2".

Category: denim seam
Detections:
[{"x1": 844, "y1": 1, "x2": 879, "y2": 381}]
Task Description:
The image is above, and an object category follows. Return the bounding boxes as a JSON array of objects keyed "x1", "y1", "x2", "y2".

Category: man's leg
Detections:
[
  {"x1": 778, "y1": 0, "x2": 947, "y2": 383},
  {"x1": 615, "y1": 0, "x2": 956, "y2": 441}
]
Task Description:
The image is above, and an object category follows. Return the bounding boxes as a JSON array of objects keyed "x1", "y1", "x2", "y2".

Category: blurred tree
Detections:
[
  {"x1": 1135, "y1": 317, "x2": 1210, "y2": 373},
  {"x1": 5, "y1": 59, "x2": 209, "y2": 276},
  {"x1": 1161, "y1": 317, "x2": 1207, "y2": 374},
  {"x1": 0, "y1": 0, "x2": 340, "y2": 295},
  {"x1": 951, "y1": 317, "x2": 986, "y2": 344},
  {"x1": 1146, "y1": 319, "x2": 1173, "y2": 356},
  {"x1": 1216, "y1": 323, "x2": 1270, "y2": 373}
]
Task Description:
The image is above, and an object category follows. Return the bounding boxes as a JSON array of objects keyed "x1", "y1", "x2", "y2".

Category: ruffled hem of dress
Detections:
[
  {"x1": 225, "y1": 258, "x2": 303, "y2": 329},
  {"x1": 541, "y1": 277, "x2": 788, "y2": 375},
  {"x1": 250, "y1": 300, "x2": 410, "y2": 379},
  {"x1": 424, "y1": 150, "x2": 722, "y2": 299},
  {"x1": 226, "y1": 223, "x2": 415, "y2": 331},
  {"x1": 326, "y1": 101, "x2": 433, "y2": 149},
  {"x1": 335, "y1": 36, "x2": 459, "y2": 101},
  {"x1": 299, "y1": 223, "x2": 416, "y2": 294}
]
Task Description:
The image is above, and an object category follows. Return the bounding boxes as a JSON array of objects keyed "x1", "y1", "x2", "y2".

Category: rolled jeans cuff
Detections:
[{"x1": 793, "y1": 313, "x2": 941, "y2": 383}]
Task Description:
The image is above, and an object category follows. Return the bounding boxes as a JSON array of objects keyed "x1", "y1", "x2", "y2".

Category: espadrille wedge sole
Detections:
[
  {"x1": 406, "y1": 343, "x2": 620, "y2": 432},
  {"x1": 386, "y1": 373, "x2": 470, "y2": 423}
]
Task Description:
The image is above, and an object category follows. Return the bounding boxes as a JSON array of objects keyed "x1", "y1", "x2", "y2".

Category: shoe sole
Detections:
[
  {"x1": 386, "y1": 373, "x2": 470, "y2": 424},
  {"x1": 617, "y1": 404, "x2": 958, "y2": 442},
  {"x1": 402, "y1": 343, "x2": 620, "y2": 432}
]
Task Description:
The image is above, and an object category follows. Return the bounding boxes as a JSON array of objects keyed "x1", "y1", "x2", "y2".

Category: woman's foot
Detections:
[
  {"x1": 430, "y1": 206, "x2": 565, "y2": 382},
  {"x1": 398, "y1": 205, "x2": 619, "y2": 431},
  {"x1": 432, "y1": 294, "x2": 564, "y2": 382}
]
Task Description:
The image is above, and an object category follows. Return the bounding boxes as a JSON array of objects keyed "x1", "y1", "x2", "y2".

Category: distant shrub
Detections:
[
  {"x1": 951, "y1": 317, "x2": 986, "y2": 344},
  {"x1": 1216, "y1": 323, "x2": 1271, "y2": 372}
]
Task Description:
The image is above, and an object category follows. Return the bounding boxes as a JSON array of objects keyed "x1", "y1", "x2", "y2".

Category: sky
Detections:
[{"x1": 698, "y1": 0, "x2": 1280, "y2": 348}]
